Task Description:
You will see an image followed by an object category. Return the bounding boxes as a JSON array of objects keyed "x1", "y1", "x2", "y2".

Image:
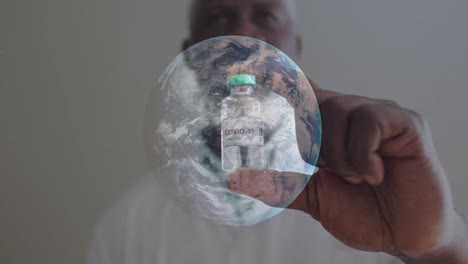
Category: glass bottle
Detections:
[{"x1": 221, "y1": 74, "x2": 264, "y2": 171}]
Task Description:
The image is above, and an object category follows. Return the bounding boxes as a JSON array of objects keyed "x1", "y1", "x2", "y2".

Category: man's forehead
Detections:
[{"x1": 194, "y1": 0, "x2": 287, "y2": 11}]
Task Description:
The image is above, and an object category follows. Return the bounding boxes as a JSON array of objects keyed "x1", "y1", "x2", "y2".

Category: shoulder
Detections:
[
  {"x1": 92, "y1": 171, "x2": 169, "y2": 244},
  {"x1": 96, "y1": 171, "x2": 165, "y2": 227},
  {"x1": 87, "y1": 171, "x2": 172, "y2": 263}
]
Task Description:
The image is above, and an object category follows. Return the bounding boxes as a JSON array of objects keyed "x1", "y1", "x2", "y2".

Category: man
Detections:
[{"x1": 88, "y1": 0, "x2": 468, "y2": 263}]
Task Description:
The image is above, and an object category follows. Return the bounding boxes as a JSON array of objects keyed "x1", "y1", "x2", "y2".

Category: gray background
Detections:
[{"x1": 1, "y1": 0, "x2": 467, "y2": 263}]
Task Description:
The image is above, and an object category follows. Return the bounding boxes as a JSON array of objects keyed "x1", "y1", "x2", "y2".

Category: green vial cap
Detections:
[{"x1": 227, "y1": 74, "x2": 256, "y2": 87}]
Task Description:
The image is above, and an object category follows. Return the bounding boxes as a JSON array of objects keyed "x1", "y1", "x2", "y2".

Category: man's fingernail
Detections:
[
  {"x1": 363, "y1": 175, "x2": 383, "y2": 186},
  {"x1": 344, "y1": 176, "x2": 365, "y2": 184}
]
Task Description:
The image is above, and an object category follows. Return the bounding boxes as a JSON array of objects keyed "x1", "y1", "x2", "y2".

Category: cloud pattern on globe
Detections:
[{"x1": 146, "y1": 36, "x2": 321, "y2": 226}]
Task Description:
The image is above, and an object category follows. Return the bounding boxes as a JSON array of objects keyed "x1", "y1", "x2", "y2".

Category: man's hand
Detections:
[{"x1": 227, "y1": 79, "x2": 468, "y2": 263}]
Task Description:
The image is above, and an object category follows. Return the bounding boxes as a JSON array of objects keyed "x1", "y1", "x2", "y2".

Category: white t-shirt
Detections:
[{"x1": 87, "y1": 172, "x2": 402, "y2": 264}]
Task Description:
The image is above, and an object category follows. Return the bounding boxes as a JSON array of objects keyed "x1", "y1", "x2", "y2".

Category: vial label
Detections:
[{"x1": 222, "y1": 117, "x2": 264, "y2": 147}]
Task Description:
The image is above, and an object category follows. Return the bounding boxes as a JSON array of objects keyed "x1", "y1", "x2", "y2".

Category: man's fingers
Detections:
[
  {"x1": 347, "y1": 104, "x2": 386, "y2": 185},
  {"x1": 306, "y1": 77, "x2": 372, "y2": 185},
  {"x1": 347, "y1": 103, "x2": 426, "y2": 185},
  {"x1": 309, "y1": 76, "x2": 414, "y2": 186},
  {"x1": 319, "y1": 95, "x2": 378, "y2": 184},
  {"x1": 225, "y1": 78, "x2": 423, "y2": 214},
  {"x1": 227, "y1": 169, "x2": 307, "y2": 208},
  {"x1": 312, "y1": 86, "x2": 341, "y2": 105},
  {"x1": 306, "y1": 77, "x2": 344, "y2": 104}
]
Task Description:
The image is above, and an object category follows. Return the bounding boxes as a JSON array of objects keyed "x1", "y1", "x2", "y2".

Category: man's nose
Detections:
[{"x1": 231, "y1": 17, "x2": 266, "y2": 42}]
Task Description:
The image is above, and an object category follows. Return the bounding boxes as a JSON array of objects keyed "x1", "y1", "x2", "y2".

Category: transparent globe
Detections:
[{"x1": 145, "y1": 36, "x2": 321, "y2": 226}]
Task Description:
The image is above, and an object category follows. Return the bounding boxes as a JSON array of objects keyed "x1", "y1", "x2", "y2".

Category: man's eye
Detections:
[
  {"x1": 207, "y1": 14, "x2": 231, "y2": 26},
  {"x1": 255, "y1": 11, "x2": 278, "y2": 25}
]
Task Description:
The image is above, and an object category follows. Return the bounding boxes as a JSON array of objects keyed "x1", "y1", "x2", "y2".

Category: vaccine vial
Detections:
[{"x1": 221, "y1": 74, "x2": 264, "y2": 171}]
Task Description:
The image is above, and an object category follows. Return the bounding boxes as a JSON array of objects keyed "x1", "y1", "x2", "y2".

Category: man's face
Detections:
[{"x1": 185, "y1": 0, "x2": 301, "y2": 60}]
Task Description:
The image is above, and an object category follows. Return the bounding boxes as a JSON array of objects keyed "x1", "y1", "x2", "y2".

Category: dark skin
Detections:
[{"x1": 183, "y1": 0, "x2": 468, "y2": 263}]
